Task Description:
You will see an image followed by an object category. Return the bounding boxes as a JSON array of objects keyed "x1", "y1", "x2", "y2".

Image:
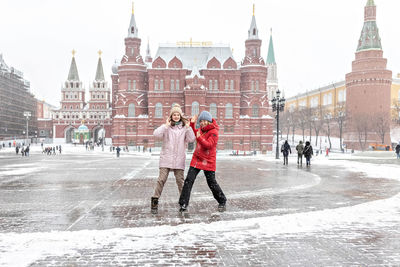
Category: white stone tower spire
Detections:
[
  {"x1": 128, "y1": 2, "x2": 138, "y2": 38},
  {"x1": 247, "y1": 4, "x2": 259, "y2": 40}
]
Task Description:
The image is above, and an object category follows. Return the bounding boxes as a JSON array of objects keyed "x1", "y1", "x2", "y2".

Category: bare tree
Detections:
[
  {"x1": 371, "y1": 112, "x2": 390, "y2": 144},
  {"x1": 321, "y1": 107, "x2": 333, "y2": 150},
  {"x1": 281, "y1": 111, "x2": 291, "y2": 141},
  {"x1": 297, "y1": 107, "x2": 308, "y2": 142},
  {"x1": 310, "y1": 107, "x2": 324, "y2": 147},
  {"x1": 391, "y1": 99, "x2": 400, "y2": 125},
  {"x1": 334, "y1": 103, "x2": 346, "y2": 151},
  {"x1": 306, "y1": 107, "x2": 313, "y2": 144},
  {"x1": 289, "y1": 110, "x2": 297, "y2": 145},
  {"x1": 353, "y1": 113, "x2": 370, "y2": 151}
]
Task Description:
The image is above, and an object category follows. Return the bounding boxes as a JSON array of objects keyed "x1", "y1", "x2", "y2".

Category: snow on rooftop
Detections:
[{"x1": 153, "y1": 44, "x2": 234, "y2": 70}]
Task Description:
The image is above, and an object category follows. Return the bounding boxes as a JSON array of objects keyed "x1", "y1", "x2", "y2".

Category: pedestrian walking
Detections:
[
  {"x1": 59, "y1": 145, "x2": 62, "y2": 154},
  {"x1": 178, "y1": 111, "x2": 227, "y2": 213},
  {"x1": 25, "y1": 145, "x2": 30, "y2": 156},
  {"x1": 151, "y1": 104, "x2": 195, "y2": 213},
  {"x1": 296, "y1": 140, "x2": 304, "y2": 166},
  {"x1": 395, "y1": 142, "x2": 400, "y2": 159},
  {"x1": 304, "y1": 141, "x2": 314, "y2": 166},
  {"x1": 116, "y1": 146, "x2": 121, "y2": 157},
  {"x1": 16, "y1": 146, "x2": 19, "y2": 155},
  {"x1": 281, "y1": 140, "x2": 291, "y2": 165}
]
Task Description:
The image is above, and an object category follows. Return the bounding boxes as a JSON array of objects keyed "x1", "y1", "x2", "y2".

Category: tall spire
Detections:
[
  {"x1": 67, "y1": 50, "x2": 80, "y2": 81},
  {"x1": 357, "y1": 0, "x2": 381, "y2": 51},
  {"x1": 95, "y1": 50, "x2": 105, "y2": 81},
  {"x1": 145, "y1": 38, "x2": 152, "y2": 63},
  {"x1": 247, "y1": 4, "x2": 259, "y2": 40},
  {"x1": 267, "y1": 28, "x2": 276, "y2": 64},
  {"x1": 128, "y1": 2, "x2": 138, "y2": 38}
]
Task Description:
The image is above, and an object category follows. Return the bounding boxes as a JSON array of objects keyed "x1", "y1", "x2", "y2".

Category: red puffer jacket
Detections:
[{"x1": 190, "y1": 119, "x2": 219, "y2": 171}]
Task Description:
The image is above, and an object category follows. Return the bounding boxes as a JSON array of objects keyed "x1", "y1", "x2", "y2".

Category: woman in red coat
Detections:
[{"x1": 178, "y1": 111, "x2": 227, "y2": 212}]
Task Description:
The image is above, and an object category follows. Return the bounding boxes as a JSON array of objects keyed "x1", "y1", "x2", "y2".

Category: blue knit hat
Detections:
[{"x1": 198, "y1": 111, "x2": 212, "y2": 122}]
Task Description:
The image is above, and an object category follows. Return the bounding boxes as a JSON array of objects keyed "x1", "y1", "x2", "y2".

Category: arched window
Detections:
[
  {"x1": 225, "y1": 80, "x2": 229, "y2": 90},
  {"x1": 252, "y1": 104, "x2": 259, "y2": 117},
  {"x1": 255, "y1": 80, "x2": 259, "y2": 92},
  {"x1": 214, "y1": 80, "x2": 218, "y2": 90},
  {"x1": 251, "y1": 81, "x2": 255, "y2": 91},
  {"x1": 230, "y1": 80, "x2": 234, "y2": 90},
  {"x1": 170, "y1": 79, "x2": 175, "y2": 91},
  {"x1": 154, "y1": 79, "x2": 158, "y2": 90},
  {"x1": 225, "y1": 103, "x2": 233, "y2": 118},
  {"x1": 128, "y1": 103, "x2": 135, "y2": 117},
  {"x1": 128, "y1": 80, "x2": 131, "y2": 91},
  {"x1": 160, "y1": 79, "x2": 164, "y2": 90},
  {"x1": 192, "y1": 101, "x2": 199, "y2": 116},
  {"x1": 155, "y1": 103, "x2": 163, "y2": 118},
  {"x1": 176, "y1": 80, "x2": 180, "y2": 90},
  {"x1": 131, "y1": 26, "x2": 135, "y2": 34},
  {"x1": 209, "y1": 80, "x2": 213, "y2": 90},
  {"x1": 210, "y1": 103, "x2": 217, "y2": 118}
]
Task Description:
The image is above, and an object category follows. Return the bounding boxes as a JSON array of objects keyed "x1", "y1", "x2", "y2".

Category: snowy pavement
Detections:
[{"x1": 0, "y1": 145, "x2": 400, "y2": 266}]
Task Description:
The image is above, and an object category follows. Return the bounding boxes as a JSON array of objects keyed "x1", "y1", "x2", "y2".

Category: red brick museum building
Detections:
[{"x1": 111, "y1": 8, "x2": 274, "y2": 152}]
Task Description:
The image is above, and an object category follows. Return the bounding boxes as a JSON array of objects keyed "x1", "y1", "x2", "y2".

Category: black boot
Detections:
[
  {"x1": 218, "y1": 202, "x2": 226, "y2": 212},
  {"x1": 151, "y1": 197, "x2": 158, "y2": 213},
  {"x1": 179, "y1": 204, "x2": 187, "y2": 213}
]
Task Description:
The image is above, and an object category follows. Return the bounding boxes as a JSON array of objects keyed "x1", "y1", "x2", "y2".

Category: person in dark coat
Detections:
[
  {"x1": 303, "y1": 141, "x2": 314, "y2": 166},
  {"x1": 179, "y1": 111, "x2": 227, "y2": 213},
  {"x1": 296, "y1": 140, "x2": 304, "y2": 166},
  {"x1": 395, "y1": 142, "x2": 400, "y2": 159},
  {"x1": 116, "y1": 146, "x2": 121, "y2": 157},
  {"x1": 281, "y1": 140, "x2": 291, "y2": 165}
]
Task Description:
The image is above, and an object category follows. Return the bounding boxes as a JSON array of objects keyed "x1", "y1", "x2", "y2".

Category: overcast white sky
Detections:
[{"x1": 1, "y1": 0, "x2": 399, "y2": 106}]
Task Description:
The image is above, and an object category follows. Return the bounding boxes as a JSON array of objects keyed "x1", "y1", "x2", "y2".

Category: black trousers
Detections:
[
  {"x1": 179, "y1": 166, "x2": 226, "y2": 207},
  {"x1": 297, "y1": 154, "x2": 303, "y2": 165},
  {"x1": 306, "y1": 156, "x2": 311, "y2": 165},
  {"x1": 283, "y1": 155, "x2": 288, "y2": 165}
]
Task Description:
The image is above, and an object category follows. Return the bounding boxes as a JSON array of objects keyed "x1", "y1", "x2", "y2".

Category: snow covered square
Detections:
[{"x1": 0, "y1": 145, "x2": 400, "y2": 266}]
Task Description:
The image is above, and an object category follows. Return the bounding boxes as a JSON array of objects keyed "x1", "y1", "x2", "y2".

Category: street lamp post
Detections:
[
  {"x1": 23, "y1": 111, "x2": 31, "y2": 143},
  {"x1": 271, "y1": 89, "x2": 285, "y2": 159}
]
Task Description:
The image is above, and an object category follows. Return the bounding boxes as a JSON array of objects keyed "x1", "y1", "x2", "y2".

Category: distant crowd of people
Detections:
[
  {"x1": 281, "y1": 140, "x2": 314, "y2": 167},
  {"x1": 42, "y1": 144, "x2": 62, "y2": 155},
  {"x1": 15, "y1": 144, "x2": 30, "y2": 156}
]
